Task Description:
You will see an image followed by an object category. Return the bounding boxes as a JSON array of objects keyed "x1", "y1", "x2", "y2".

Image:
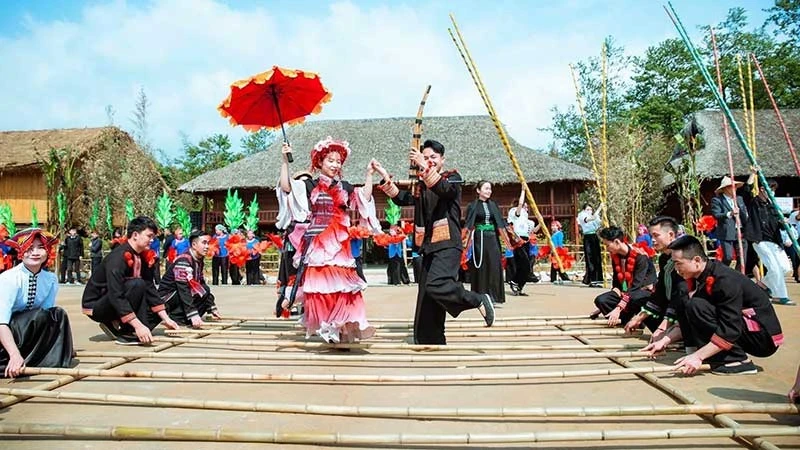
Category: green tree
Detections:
[
  {"x1": 766, "y1": 0, "x2": 800, "y2": 44},
  {"x1": 172, "y1": 133, "x2": 240, "y2": 182},
  {"x1": 240, "y1": 129, "x2": 277, "y2": 156}
]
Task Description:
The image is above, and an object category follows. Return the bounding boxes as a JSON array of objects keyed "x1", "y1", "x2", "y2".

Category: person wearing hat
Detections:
[
  {"x1": 159, "y1": 230, "x2": 222, "y2": 328},
  {"x1": 82, "y1": 216, "x2": 180, "y2": 345},
  {"x1": 710, "y1": 175, "x2": 748, "y2": 269},
  {"x1": 643, "y1": 235, "x2": 783, "y2": 375},
  {"x1": 211, "y1": 224, "x2": 229, "y2": 285},
  {"x1": 0, "y1": 228, "x2": 74, "y2": 378}
]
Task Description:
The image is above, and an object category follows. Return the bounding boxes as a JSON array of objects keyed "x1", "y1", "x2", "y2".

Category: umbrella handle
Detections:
[{"x1": 272, "y1": 86, "x2": 294, "y2": 163}]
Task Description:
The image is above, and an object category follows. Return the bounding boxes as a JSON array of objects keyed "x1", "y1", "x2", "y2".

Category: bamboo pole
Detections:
[
  {"x1": 154, "y1": 337, "x2": 647, "y2": 351},
  {"x1": 665, "y1": 2, "x2": 800, "y2": 255},
  {"x1": 1, "y1": 387, "x2": 795, "y2": 420},
  {"x1": 447, "y1": 14, "x2": 564, "y2": 271},
  {"x1": 165, "y1": 328, "x2": 641, "y2": 339},
  {"x1": 710, "y1": 28, "x2": 747, "y2": 274},
  {"x1": 20, "y1": 364, "x2": 699, "y2": 384},
  {"x1": 218, "y1": 314, "x2": 592, "y2": 323},
  {"x1": 75, "y1": 350, "x2": 656, "y2": 364},
  {"x1": 600, "y1": 41, "x2": 610, "y2": 225},
  {"x1": 1, "y1": 422, "x2": 796, "y2": 444},
  {"x1": 751, "y1": 53, "x2": 800, "y2": 177},
  {"x1": 208, "y1": 318, "x2": 608, "y2": 330}
]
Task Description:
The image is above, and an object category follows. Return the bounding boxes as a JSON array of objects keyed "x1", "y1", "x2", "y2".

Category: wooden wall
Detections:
[{"x1": 0, "y1": 169, "x2": 49, "y2": 224}]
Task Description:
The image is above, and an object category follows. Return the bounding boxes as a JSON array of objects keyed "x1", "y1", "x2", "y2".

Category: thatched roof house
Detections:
[
  {"x1": 181, "y1": 115, "x2": 594, "y2": 239},
  {"x1": 0, "y1": 127, "x2": 166, "y2": 230},
  {"x1": 181, "y1": 115, "x2": 593, "y2": 193},
  {"x1": 662, "y1": 109, "x2": 800, "y2": 219}
]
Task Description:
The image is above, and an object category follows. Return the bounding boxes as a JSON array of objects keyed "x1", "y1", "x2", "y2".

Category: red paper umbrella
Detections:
[{"x1": 218, "y1": 66, "x2": 332, "y2": 162}]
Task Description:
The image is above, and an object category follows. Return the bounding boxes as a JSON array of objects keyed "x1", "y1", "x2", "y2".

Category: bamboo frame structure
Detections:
[
  {"x1": 75, "y1": 350, "x2": 656, "y2": 364},
  {"x1": 447, "y1": 13, "x2": 564, "y2": 271},
  {"x1": 206, "y1": 318, "x2": 608, "y2": 330},
  {"x1": 1, "y1": 422, "x2": 795, "y2": 444},
  {"x1": 164, "y1": 328, "x2": 641, "y2": 339},
  {"x1": 751, "y1": 53, "x2": 800, "y2": 177},
  {"x1": 20, "y1": 364, "x2": 694, "y2": 384},
  {"x1": 1, "y1": 387, "x2": 795, "y2": 420},
  {"x1": 217, "y1": 314, "x2": 592, "y2": 323},
  {"x1": 154, "y1": 337, "x2": 648, "y2": 351}
]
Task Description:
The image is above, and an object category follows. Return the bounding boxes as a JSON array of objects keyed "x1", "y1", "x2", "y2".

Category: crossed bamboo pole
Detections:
[
  {"x1": 165, "y1": 328, "x2": 641, "y2": 339},
  {"x1": 448, "y1": 13, "x2": 564, "y2": 271},
  {"x1": 20, "y1": 364, "x2": 693, "y2": 384},
  {"x1": 1, "y1": 423, "x2": 796, "y2": 444},
  {"x1": 205, "y1": 318, "x2": 607, "y2": 329},
  {"x1": 217, "y1": 314, "x2": 592, "y2": 323},
  {"x1": 1, "y1": 387, "x2": 795, "y2": 420},
  {"x1": 75, "y1": 350, "x2": 656, "y2": 364}
]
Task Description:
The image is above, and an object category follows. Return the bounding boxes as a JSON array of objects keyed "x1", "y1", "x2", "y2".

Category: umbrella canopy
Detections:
[{"x1": 218, "y1": 66, "x2": 332, "y2": 132}]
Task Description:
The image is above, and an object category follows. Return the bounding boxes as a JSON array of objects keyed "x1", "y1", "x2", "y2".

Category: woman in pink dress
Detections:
[{"x1": 277, "y1": 137, "x2": 381, "y2": 343}]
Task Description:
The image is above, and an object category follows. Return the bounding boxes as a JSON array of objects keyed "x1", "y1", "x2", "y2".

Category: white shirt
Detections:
[
  {"x1": 0, "y1": 264, "x2": 59, "y2": 325},
  {"x1": 577, "y1": 210, "x2": 601, "y2": 234},
  {"x1": 508, "y1": 207, "x2": 530, "y2": 237}
]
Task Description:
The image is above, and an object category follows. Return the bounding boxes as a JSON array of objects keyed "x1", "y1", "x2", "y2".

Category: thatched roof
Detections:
[
  {"x1": 0, "y1": 127, "x2": 123, "y2": 171},
  {"x1": 179, "y1": 115, "x2": 594, "y2": 193},
  {"x1": 664, "y1": 109, "x2": 800, "y2": 186}
]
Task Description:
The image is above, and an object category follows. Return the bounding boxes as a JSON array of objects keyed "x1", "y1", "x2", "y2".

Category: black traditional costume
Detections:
[
  {"x1": 464, "y1": 198, "x2": 514, "y2": 304},
  {"x1": 159, "y1": 252, "x2": 218, "y2": 325},
  {"x1": 594, "y1": 244, "x2": 658, "y2": 329}
]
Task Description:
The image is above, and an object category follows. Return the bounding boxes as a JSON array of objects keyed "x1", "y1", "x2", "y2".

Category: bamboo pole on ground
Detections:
[
  {"x1": 217, "y1": 314, "x2": 592, "y2": 323},
  {"x1": 447, "y1": 13, "x2": 564, "y2": 271},
  {"x1": 20, "y1": 364, "x2": 696, "y2": 384},
  {"x1": 165, "y1": 328, "x2": 641, "y2": 339},
  {"x1": 1, "y1": 387, "x2": 795, "y2": 420},
  {"x1": 207, "y1": 318, "x2": 608, "y2": 330},
  {"x1": 154, "y1": 337, "x2": 648, "y2": 351},
  {"x1": 1, "y1": 422, "x2": 796, "y2": 444},
  {"x1": 75, "y1": 350, "x2": 656, "y2": 364}
]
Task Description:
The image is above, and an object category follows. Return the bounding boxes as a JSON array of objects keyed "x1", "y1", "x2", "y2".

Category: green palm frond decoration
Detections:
[
  {"x1": 245, "y1": 194, "x2": 259, "y2": 232},
  {"x1": 154, "y1": 191, "x2": 174, "y2": 231},
  {"x1": 56, "y1": 191, "x2": 67, "y2": 231},
  {"x1": 125, "y1": 198, "x2": 135, "y2": 223},
  {"x1": 175, "y1": 206, "x2": 192, "y2": 235},
  {"x1": 88, "y1": 200, "x2": 99, "y2": 231},
  {"x1": 30, "y1": 204, "x2": 39, "y2": 228},
  {"x1": 385, "y1": 198, "x2": 401, "y2": 226},
  {"x1": 104, "y1": 196, "x2": 113, "y2": 236},
  {"x1": 223, "y1": 189, "x2": 245, "y2": 231},
  {"x1": 0, "y1": 204, "x2": 16, "y2": 235}
]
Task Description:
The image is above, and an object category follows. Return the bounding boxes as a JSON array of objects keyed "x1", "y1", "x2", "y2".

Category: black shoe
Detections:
[
  {"x1": 711, "y1": 360, "x2": 757, "y2": 375},
  {"x1": 589, "y1": 311, "x2": 601, "y2": 320},
  {"x1": 98, "y1": 322, "x2": 121, "y2": 341},
  {"x1": 480, "y1": 294, "x2": 495, "y2": 327},
  {"x1": 114, "y1": 334, "x2": 141, "y2": 346},
  {"x1": 518, "y1": 292, "x2": 529, "y2": 297},
  {"x1": 508, "y1": 281, "x2": 520, "y2": 294}
]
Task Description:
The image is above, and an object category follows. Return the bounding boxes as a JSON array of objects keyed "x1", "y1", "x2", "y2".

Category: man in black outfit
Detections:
[
  {"x1": 373, "y1": 140, "x2": 494, "y2": 345},
  {"x1": 64, "y1": 227, "x2": 83, "y2": 284},
  {"x1": 89, "y1": 230, "x2": 103, "y2": 276}
]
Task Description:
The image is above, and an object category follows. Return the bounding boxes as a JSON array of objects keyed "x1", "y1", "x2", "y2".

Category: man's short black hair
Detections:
[
  {"x1": 582, "y1": 203, "x2": 592, "y2": 210},
  {"x1": 127, "y1": 216, "x2": 158, "y2": 238},
  {"x1": 598, "y1": 226, "x2": 625, "y2": 242},
  {"x1": 422, "y1": 139, "x2": 445, "y2": 156},
  {"x1": 667, "y1": 235, "x2": 708, "y2": 261},
  {"x1": 189, "y1": 229, "x2": 209, "y2": 244},
  {"x1": 648, "y1": 216, "x2": 679, "y2": 234}
]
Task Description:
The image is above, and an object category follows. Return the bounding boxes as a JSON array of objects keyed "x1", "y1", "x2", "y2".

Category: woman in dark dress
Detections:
[{"x1": 464, "y1": 181, "x2": 515, "y2": 304}]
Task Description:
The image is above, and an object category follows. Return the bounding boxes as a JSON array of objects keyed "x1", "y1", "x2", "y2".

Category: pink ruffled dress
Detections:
[{"x1": 278, "y1": 174, "x2": 381, "y2": 343}]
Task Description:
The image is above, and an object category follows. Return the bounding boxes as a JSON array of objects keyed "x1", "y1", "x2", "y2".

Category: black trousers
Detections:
[
  {"x1": 212, "y1": 256, "x2": 229, "y2": 285},
  {"x1": 681, "y1": 296, "x2": 779, "y2": 364},
  {"x1": 414, "y1": 247, "x2": 484, "y2": 345},
  {"x1": 152, "y1": 258, "x2": 161, "y2": 284},
  {"x1": 85, "y1": 279, "x2": 162, "y2": 332},
  {"x1": 245, "y1": 257, "x2": 261, "y2": 285},
  {"x1": 66, "y1": 258, "x2": 82, "y2": 283},
  {"x1": 550, "y1": 266, "x2": 570, "y2": 282},
  {"x1": 720, "y1": 239, "x2": 747, "y2": 271},
  {"x1": 411, "y1": 256, "x2": 422, "y2": 284},
  {"x1": 229, "y1": 264, "x2": 242, "y2": 285},
  {"x1": 511, "y1": 241, "x2": 531, "y2": 291},
  {"x1": 59, "y1": 256, "x2": 68, "y2": 283},
  {"x1": 387, "y1": 256, "x2": 410, "y2": 285},
  {"x1": 594, "y1": 289, "x2": 661, "y2": 332},
  {"x1": 582, "y1": 234, "x2": 603, "y2": 283},
  {"x1": 354, "y1": 256, "x2": 366, "y2": 282},
  {"x1": 91, "y1": 257, "x2": 102, "y2": 277},
  {"x1": 0, "y1": 307, "x2": 74, "y2": 374},
  {"x1": 167, "y1": 293, "x2": 217, "y2": 326}
]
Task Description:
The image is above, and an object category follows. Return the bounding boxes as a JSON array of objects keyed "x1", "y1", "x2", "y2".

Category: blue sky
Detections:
[{"x1": 0, "y1": 0, "x2": 773, "y2": 159}]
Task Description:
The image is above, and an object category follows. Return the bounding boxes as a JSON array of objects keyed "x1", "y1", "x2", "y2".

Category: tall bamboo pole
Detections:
[
  {"x1": 447, "y1": 13, "x2": 564, "y2": 271},
  {"x1": 751, "y1": 53, "x2": 800, "y2": 177},
  {"x1": 20, "y1": 364, "x2": 698, "y2": 384},
  {"x1": 1, "y1": 387, "x2": 795, "y2": 420},
  {"x1": 1, "y1": 422, "x2": 796, "y2": 444},
  {"x1": 601, "y1": 41, "x2": 610, "y2": 223},
  {"x1": 736, "y1": 55, "x2": 755, "y2": 195},
  {"x1": 747, "y1": 55, "x2": 759, "y2": 193},
  {"x1": 666, "y1": 2, "x2": 800, "y2": 255},
  {"x1": 165, "y1": 328, "x2": 640, "y2": 339}
]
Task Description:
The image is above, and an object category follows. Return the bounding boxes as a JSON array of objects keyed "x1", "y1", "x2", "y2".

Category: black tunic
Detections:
[
  {"x1": 594, "y1": 246, "x2": 658, "y2": 329},
  {"x1": 464, "y1": 199, "x2": 506, "y2": 303},
  {"x1": 158, "y1": 253, "x2": 218, "y2": 325},
  {"x1": 642, "y1": 253, "x2": 688, "y2": 324}
]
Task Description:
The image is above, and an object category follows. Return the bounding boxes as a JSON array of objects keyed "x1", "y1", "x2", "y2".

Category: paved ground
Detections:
[{"x1": 1, "y1": 274, "x2": 799, "y2": 449}]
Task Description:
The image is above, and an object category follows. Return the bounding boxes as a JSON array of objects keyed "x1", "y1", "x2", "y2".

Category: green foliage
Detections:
[
  {"x1": 125, "y1": 198, "x2": 135, "y2": 222},
  {"x1": 105, "y1": 196, "x2": 114, "y2": 237},
  {"x1": 240, "y1": 129, "x2": 277, "y2": 156},
  {"x1": 175, "y1": 206, "x2": 192, "y2": 234},
  {"x1": 245, "y1": 194, "x2": 259, "y2": 232},
  {"x1": 0, "y1": 204, "x2": 16, "y2": 235},
  {"x1": 224, "y1": 189, "x2": 245, "y2": 231},
  {"x1": 766, "y1": 0, "x2": 800, "y2": 45},
  {"x1": 154, "y1": 191, "x2": 175, "y2": 231},
  {"x1": 31, "y1": 204, "x2": 39, "y2": 228},
  {"x1": 56, "y1": 191, "x2": 67, "y2": 231},
  {"x1": 385, "y1": 198, "x2": 401, "y2": 226},
  {"x1": 88, "y1": 200, "x2": 99, "y2": 232}
]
